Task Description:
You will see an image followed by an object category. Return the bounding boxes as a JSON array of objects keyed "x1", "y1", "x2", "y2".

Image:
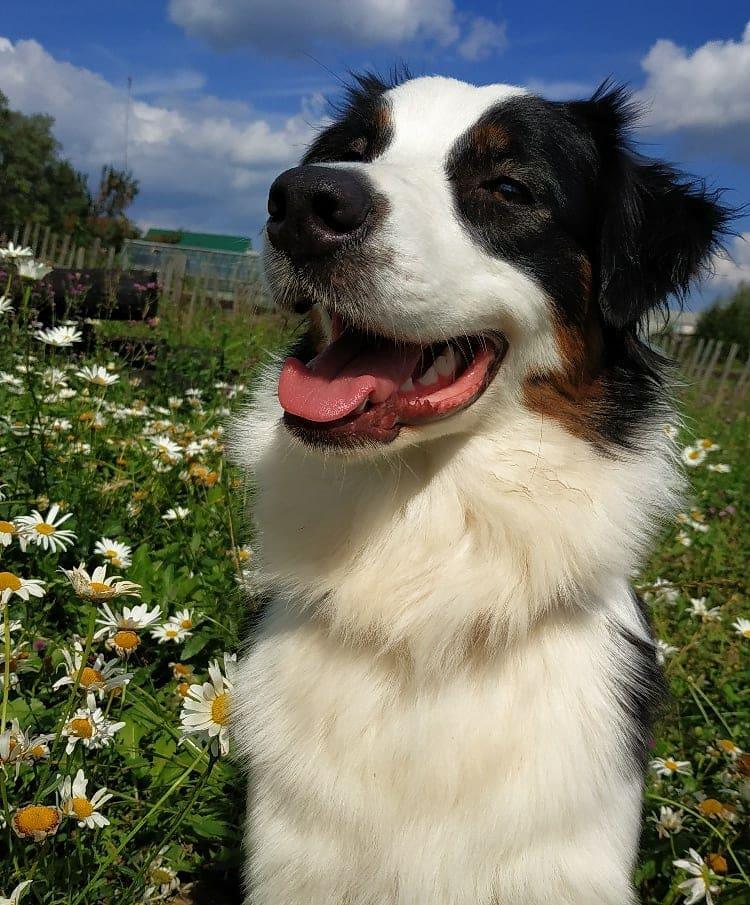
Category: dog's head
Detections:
[{"x1": 263, "y1": 74, "x2": 728, "y2": 454}]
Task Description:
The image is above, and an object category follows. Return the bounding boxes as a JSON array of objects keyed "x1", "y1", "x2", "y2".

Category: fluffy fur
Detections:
[{"x1": 230, "y1": 74, "x2": 727, "y2": 904}]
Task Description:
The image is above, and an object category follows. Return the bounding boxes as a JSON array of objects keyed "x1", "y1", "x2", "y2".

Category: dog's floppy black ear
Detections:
[{"x1": 571, "y1": 83, "x2": 730, "y2": 329}]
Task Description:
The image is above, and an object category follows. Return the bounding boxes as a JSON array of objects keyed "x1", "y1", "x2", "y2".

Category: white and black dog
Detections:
[{"x1": 231, "y1": 74, "x2": 728, "y2": 905}]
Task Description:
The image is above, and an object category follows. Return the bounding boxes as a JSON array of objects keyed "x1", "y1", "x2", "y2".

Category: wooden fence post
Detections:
[
  {"x1": 699, "y1": 340, "x2": 723, "y2": 395},
  {"x1": 734, "y1": 354, "x2": 750, "y2": 401},
  {"x1": 684, "y1": 338, "x2": 705, "y2": 379},
  {"x1": 712, "y1": 343, "x2": 739, "y2": 406}
]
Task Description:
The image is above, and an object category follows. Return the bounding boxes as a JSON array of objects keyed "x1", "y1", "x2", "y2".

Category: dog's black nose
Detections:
[{"x1": 266, "y1": 166, "x2": 372, "y2": 260}]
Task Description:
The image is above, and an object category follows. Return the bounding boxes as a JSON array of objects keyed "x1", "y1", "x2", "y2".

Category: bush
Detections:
[{"x1": 695, "y1": 283, "x2": 750, "y2": 355}]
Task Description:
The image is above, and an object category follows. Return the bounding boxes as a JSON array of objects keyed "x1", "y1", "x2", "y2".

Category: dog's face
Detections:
[{"x1": 263, "y1": 75, "x2": 726, "y2": 454}]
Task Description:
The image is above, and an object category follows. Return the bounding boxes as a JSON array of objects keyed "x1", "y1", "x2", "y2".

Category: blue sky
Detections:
[{"x1": 2, "y1": 1, "x2": 749, "y2": 305}]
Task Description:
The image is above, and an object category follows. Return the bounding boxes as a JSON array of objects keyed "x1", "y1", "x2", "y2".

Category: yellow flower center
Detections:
[
  {"x1": 743, "y1": 629, "x2": 750, "y2": 639},
  {"x1": 173, "y1": 663, "x2": 190, "y2": 677},
  {"x1": 0, "y1": 520, "x2": 16, "y2": 535},
  {"x1": 0, "y1": 572, "x2": 22, "y2": 592},
  {"x1": 180, "y1": 618, "x2": 193, "y2": 629},
  {"x1": 698, "y1": 798, "x2": 724, "y2": 816},
  {"x1": 29, "y1": 744, "x2": 47, "y2": 759},
  {"x1": 177, "y1": 681, "x2": 190, "y2": 697},
  {"x1": 79, "y1": 667, "x2": 104, "y2": 688},
  {"x1": 664, "y1": 759, "x2": 679, "y2": 771},
  {"x1": 71, "y1": 797, "x2": 94, "y2": 819},
  {"x1": 93, "y1": 376, "x2": 107, "y2": 386},
  {"x1": 70, "y1": 717, "x2": 94, "y2": 739},
  {"x1": 717, "y1": 739, "x2": 738, "y2": 754},
  {"x1": 151, "y1": 867, "x2": 175, "y2": 885},
  {"x1": 237, "y1": 549, "x2": 250, "y2": 562},
  {"x1": 708, "y1": 853, "x2": 727, "y2": 874},
  {"x1": 15, "y1": 805, "x2": 59, "y2": 834},
  {"x1": 165, "y1": 628, "x2": 179, "y2": 638},
  {"x1": 211, "y1": 691, "x2": 230, "y2": 726},
  {"x1": 113, "y1": 630, "x2": 139, "y2": 652},
  {"x1": 688, "y1": 451, "x2": 700, "y2": 460},
  {"x1": 89, "y1": 581, "x2": 111, "y2": 594},
  {"x1": 35, "y1": 523, "x2": 56, "y2": 536}
]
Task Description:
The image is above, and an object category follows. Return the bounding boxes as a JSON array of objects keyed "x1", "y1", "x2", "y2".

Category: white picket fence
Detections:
[{"x1": 657, "y1": 333, "x2": 750, "y2": 408}]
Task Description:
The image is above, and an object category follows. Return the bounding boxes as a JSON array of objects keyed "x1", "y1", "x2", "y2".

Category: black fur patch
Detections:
[
  {"x1": 612, "y1": 594, "x2": 668, "y2": 776},
  {"x1": 303, "y1": 72, "x2": 398, "y2": 166}
]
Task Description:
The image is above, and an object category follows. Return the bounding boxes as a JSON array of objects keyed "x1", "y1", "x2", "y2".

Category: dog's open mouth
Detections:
[{"x1": 278, "y1": 315, "x2": 508, "y2": 444}]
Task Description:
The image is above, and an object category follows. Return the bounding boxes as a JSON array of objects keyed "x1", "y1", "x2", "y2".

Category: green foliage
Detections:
[
  {"x1": 0, "y1": 258, "x2": 747, "y2": 903},
  {"x1": 0, "y1": 93, "x2": 140, "y2": 248},
  {"x1": 695, "y1": 283, "x2": 750, "y2": 355}
]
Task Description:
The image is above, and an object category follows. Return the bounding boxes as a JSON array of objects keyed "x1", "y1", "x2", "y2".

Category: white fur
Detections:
[{"x1": 231, "y1": 76, "x2": 681, "y2": 905}]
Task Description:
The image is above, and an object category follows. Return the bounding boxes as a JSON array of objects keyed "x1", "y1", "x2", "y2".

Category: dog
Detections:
[{"x1": 230, "y1": 73, "x2": 728, "y2": 905}]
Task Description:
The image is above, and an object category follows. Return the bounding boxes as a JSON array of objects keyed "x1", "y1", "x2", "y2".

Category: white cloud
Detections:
[
  {"x1": 456, "y1": 16, "x2": 508, "y2": 62},
  {"x1": 169, "y1": 0, "x2": 460, "y2": 51},
  {"x1": 0, "y1": 37, "x2": 320, "y2": 236},
  {"x1": 638, "y1": 22, "x2": 750, "y2": 132},
  {"x1": 711, "y1": 232, "x2": 750, "y2": 290}
]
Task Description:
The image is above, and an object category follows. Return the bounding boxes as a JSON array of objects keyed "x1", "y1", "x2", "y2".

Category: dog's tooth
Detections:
[
  {"x1": 399, "y1": 378, "x2": 414, "y2": 393},
  {"x1": 434, "y1": 346, "x2": 456, "y2": 378},
  {"x1": 418, "y1": 365, "x2": 439, "y2": 387},
  {"x1": 354, "y1": 399, "x2": 368, "y2": 414}
]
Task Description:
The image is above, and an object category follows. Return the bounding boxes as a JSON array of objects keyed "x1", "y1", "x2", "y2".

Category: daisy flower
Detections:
[
  {"x1": 180, "y1": 653, "x2": 237, "y2": 756},
  {"x1": 61, "y1": 694, "x2": 125, "y2": 755},
  {"x1": 52, "y1": 645, "x2": 131, "y2": 698},
  {"x1": 0, "y1": 295, "x2": 13, "y2": 316},
  {"x1": 17, "y1": 259, "x2": 52, "y2": 281},
  {"x1": 15, "y1": 504, "x2": 76, "y2": 553},
  {"x1": 33, "y1": 325, "x2": 82, "y2": 347},
  {"x1": 143, "y1": 848, "x2": 181, "y2": 900},
  {"x1": 662, "y1": 423, "x2": 679, "y2": 440},
  {"x1": 681, "y1": 446, "x2": 706, "y2": 467},
  {"x1": 0, "y1": 519, "x2": 19, "y2": 547},
  {"x1": 0, "y1": 571, "x2": 45, "y2": 607},
  {"x1": 94, "y1": 537, "x2": 133, "y2": 569},
  {"x1": 0, "y1": 242, "x2": 33, "y2": 260},
  {"x1": 150, "y1": 435, "x2": 183, "y2": 465},
  {"x1": 95, "y1": 602, "x2": 162, "y2": 638},
  {"x1": 75, "y1": 365, "x2": 119, "y2": 386},
  {"x1": 673, "y1": 849, "x2": 720, "y2": 905},
  {"x1": 656, "y1": 639, "x2": 679, "y2": 664},
  {"x1": 687, "y1": 598, "x2": 721, "y2": 622},
  {"x1": 716, "y1": 738, "x2": 743, "y2": 759},
  {"x1": 732, "y1": 618, "x2": 750, "y2": 639},
  {"x1": 651, "y1": 756, "x2": 692, "y2": 777},
  {"x1": 58, "y1": 769, "x2": 112, "y2": 828},
  {"x1": 170, "y1": 608, "x2": 197, "y2": 631},
  {"x1": 0, "y1": 879, "x2": 33, "y2": 905},
  {"x1": 11, "y1": 805, "x2": 61, "y2": 842},
  {"x1": 707, "y1": 463, "x2": 731, "y2": 473},
  {"x1": 162, "y1": 506, "x2": 189, "y2": 522},
  {"x1": 651, "y1": 805, "x2": 685, "y2": 839},
  {"x1": 151, "y1": 623, "x2": 191, "y2": 644},
  {"x1": 61, "y1": 563, "x2": 141, "y2": 601},
  {"x1": 696, "y1": 438, "x2": 720, "y2": 452}
]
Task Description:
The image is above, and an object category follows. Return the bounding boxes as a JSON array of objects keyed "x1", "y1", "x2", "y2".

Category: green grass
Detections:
[{"x1": 0, "y1": 277, "x2": 748, "y2": 904}]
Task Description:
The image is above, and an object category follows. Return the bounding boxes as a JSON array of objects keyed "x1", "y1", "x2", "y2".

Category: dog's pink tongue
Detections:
[{"x1": 279, "y1": 332, "x2": 422, "y2": 422}]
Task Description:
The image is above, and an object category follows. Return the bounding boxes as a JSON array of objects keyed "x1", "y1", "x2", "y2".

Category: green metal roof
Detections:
[{"x1": 143, "y1": 229, "x2": 252, "y2": 253}]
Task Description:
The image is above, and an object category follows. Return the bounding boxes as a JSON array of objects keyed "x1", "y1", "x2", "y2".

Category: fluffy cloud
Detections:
[
  {"x1": 169, "y1": 0, "x2": 459, "y2": 51},
  {"x1": 456, "y1": 17, "x2": 508, "y2": 62},
  {"x1": 711, "y1": 233, "x2": 750, "y2": 291},
  {"x1": 169, "y1": 0, "x2": 506, "y2": 60},
  {"x1": 0, "y1": 37, "x2": 319, "y2": 236},
  {"x1": 636, "y1": 22, "x2": 750, "y2": 166}
]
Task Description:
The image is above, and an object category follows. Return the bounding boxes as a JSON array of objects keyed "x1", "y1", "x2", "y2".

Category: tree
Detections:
[
  {"x1": 88, "y1": 165, "x2": 141, "y2": 247},
  {"x1": 695, "y1": 283, "x2": 750, "y2": 355},
  {"x1": 0, "y1": 93, "x2": 140, "y2": 248},
  {"x1": 0, "y1": 90, "x2": 90, "y2": 236}
]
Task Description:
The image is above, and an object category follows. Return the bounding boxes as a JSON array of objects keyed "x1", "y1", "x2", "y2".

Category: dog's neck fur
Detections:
[{"x1": 234, "y1": 372, "x2": 680, "y2": 675}]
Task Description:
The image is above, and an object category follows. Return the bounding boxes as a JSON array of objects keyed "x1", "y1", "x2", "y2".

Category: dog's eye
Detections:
[{"x1": 482, "y1": 177, "x2": 532, "y2": 204}]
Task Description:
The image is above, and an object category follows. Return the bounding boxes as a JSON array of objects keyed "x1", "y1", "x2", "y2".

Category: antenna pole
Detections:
[{"x1": 124, "y1": 76, "x2": 132, "y2": 171}]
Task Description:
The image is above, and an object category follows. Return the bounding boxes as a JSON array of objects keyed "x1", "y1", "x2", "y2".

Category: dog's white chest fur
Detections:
[
  {"x1": 231, "y1": 397, "x2": 676, "y2": 905},
  {"x1": 237, "y1": 601, "x2": 642, "y2": 905}
]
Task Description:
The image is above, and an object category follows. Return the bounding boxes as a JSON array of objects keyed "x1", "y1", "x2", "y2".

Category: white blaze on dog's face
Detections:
[{"x1": 263, "y1": 74, "x2": 725, "y2": 453}]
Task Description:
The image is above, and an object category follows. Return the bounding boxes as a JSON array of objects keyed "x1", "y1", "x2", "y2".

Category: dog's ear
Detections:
[{"x1": 570, "y1": 83, "x2": 730, "y2": 329}]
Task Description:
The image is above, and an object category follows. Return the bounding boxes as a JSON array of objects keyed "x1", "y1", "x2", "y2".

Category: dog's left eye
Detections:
[{"x1": 481, "y1": 177, "x2": 532, "y2": 204}]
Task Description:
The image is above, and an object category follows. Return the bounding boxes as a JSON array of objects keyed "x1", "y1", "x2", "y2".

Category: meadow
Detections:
[{"x1": 0, "y1": 244, "x2": 747, "y2": 905}]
